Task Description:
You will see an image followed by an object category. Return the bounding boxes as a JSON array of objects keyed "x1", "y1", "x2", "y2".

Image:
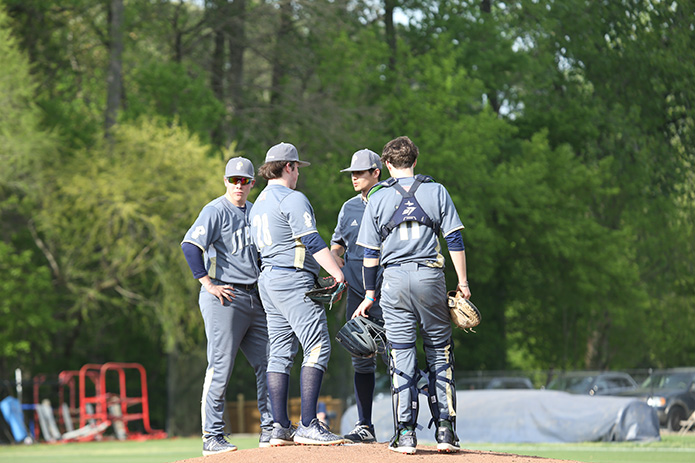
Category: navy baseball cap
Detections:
[
  {"x1": 264, "y1": 142, "x2": 311, "y2": 167},
  {"x1": 225, "y1": 157, "x2": 255, "y2": 178},
  {"x1": 340, "y1": 149, "x2": 382, "y2": 172}
]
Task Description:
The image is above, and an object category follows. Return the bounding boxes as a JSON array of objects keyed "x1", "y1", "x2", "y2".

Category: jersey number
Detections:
[
  {"x1": 398, "y1": 222, "x2": 421, "y2": 241},
  {"x1": 253, "y1": 214, "x2": 273, "y2": 248}
]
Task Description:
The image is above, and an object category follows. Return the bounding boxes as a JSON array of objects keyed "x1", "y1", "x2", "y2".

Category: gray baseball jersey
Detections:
[
  {"x1": 250, "y1": 184, "x2": 331, "y2": 373},
  {"x1": 181, "y1": 196, "x2": 272, "y2": 439},
  {"x1": 182, "y1": 196, "x2": 259, "y2": 284},
  {"x1": 356, "y1": 176, "x2": 464, "y2": 425},
  {"x1": 249, "y1": 185, "x2": 320, "y2": 276},
  {"x1": 331, "y1": 194, "x2": 383, "y2": 316},
  {"x1": 356, "y1": 178, "x2": 464, "y2": 265}
]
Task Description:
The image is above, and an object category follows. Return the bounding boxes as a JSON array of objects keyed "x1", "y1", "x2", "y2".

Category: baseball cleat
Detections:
[
  {"x1": 294, "y1": 418, "x2": 345, "y2": 445},
  {"x1": 259, "y1": 426, "x2": 273, "y2": 448},
  {"x1": 435, "y1": 420, "x2": 460, "y2": 453},
  {"x1": 202, "y1": 434, "x2": 237, "y2": 456},
  {"x1": 269, "y1": 422, "x2": 296, "y2": 446},
  {"x1": 343, "y1": 423, "x2": 377, "y2": 443},
  {"x1": 388, "y1": 427, "x2": 417, "y2": 454}
]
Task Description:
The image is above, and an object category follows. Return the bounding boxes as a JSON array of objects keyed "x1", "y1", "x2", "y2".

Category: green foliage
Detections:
[
  {"x1": 0, "y1": 242, "x2": 65, "y2": 367},
  {"x1": 123, "y1": 61, "x2": 225, "y2": 146},
  {"x1": 1, "y1": 0, "x2": 693, "y2": 424},
  {"x1": 506, "y1": 0, "x2": 695, "y2": 368},
  {"x1": 34, "y1": 118, "x2": 221, "y2": 353},
  {"x1": 5, "y1": 0, "x2": 109, "y2": 148},
  {"x1": 0, "y1": 4, "x2": 55, "y2": 190}
]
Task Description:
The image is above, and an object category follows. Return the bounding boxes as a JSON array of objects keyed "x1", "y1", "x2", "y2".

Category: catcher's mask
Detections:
[{"x1": 335, "y1": 316, "x2": 387, "y2": 359}]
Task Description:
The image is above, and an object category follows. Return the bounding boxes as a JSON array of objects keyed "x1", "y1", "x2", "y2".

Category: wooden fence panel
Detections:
[{"x1": 225, "y1": 395, "x2": 344, "y2": 434}]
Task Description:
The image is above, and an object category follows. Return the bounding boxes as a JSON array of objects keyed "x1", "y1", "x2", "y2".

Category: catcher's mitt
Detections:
[
  {"x1": 305, "y1": 276, "x2": 347, "y2": 309},
  {"x1": 447, "y1": 290, "x2": 481, "y2": 332},
  {"x1": 335, "y1": 316, "x2": 387, "y2": 359}
]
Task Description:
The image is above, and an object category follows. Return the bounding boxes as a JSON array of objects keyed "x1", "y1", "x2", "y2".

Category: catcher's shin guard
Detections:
[
  {"x1": 388, "y1": 341, "x2": 420, "y2": 430},
  {"x1": 423, "y1": 338, "x2": 456, "y2": 428}
]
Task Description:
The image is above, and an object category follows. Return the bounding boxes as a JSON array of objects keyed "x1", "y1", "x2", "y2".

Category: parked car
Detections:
[
  {"x1": 457, "y1": 376, "x2": 534, "y2": 390},
  {"x1": 545, "y1": 371, "x2": 638, "y2": 396},
  {"x1": 370, "y1": 374, "x2": 533, "y2": 401},
  {"x1": 617, "y1": 368, "x2": 695, "y2": 431}
]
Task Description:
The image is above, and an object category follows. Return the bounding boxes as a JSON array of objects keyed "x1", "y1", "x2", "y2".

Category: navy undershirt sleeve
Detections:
[
  {"x1": 364, "y1": 247, "x2": 381, "y2": 259},
  {"x1": 445, "y1": 230, "x2": 465, "y2": 251},
  {"x1": 301, "y1": 232, "x2": 328, "y2": 255},
  {"x1": 363, "y1": 265, "x2": 378, "y2": 291},
  {"x1": 181, "y1": 242, "x2": 207, "y2": 279},
  {"x1": 362, "y1": 248, "x2": 380, "y2": 291}
]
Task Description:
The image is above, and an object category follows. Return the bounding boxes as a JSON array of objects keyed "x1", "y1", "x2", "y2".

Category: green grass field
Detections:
[{"x1": 1, "y1": 434, "x2": 694, "y2": 463}]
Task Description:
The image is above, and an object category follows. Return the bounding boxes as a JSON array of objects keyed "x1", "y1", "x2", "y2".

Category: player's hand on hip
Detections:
[{"x1": 210, "y1": 284, "x2": 235, "y2": 304}]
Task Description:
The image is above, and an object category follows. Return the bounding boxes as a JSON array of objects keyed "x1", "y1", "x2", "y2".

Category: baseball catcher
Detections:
[
  {"x1": 305, "y1": 276, "x2": 347, "y2": 309},
  {"x1": 447, "y1": 289, "x2": 481, "y2": 332},
  {"x1": 335, "y1": 316, "x2": 387, "y2": 359}
]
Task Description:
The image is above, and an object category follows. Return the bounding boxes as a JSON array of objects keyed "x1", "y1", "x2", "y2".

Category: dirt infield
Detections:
[{"x1": 176, "y1": 443, "x2": 576, "y2": 463}]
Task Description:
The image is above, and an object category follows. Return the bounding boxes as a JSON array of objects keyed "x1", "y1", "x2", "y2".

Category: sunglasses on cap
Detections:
[{"x1": 227, "y1": 176, "x2": 253, "y2": 185}]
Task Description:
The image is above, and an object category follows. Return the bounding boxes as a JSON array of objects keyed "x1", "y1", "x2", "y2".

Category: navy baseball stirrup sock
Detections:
[
  {"x1": 354, "y1": 372, "x2": 375, "y2": 425},
  {"x1": 267, "y1": 372, "x2": 291, "y2": 427},
  {"x1": 300, "y1": 366, "x2": 324, "y2": 426}
]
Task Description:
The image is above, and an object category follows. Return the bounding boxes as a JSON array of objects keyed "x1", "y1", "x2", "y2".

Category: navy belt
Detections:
[
  {"x1": 269, "y1": 266, "x2": 306, "y2": 272},
  {"x1": 383, "y1": 262, "x2": 431, "y2": 270},
  {"x1": 211, "y1": 279, "x2": 256, "y2": 291}
]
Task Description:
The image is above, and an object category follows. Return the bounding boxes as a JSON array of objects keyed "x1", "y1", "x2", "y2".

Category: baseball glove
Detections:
[
  {"x1": 335, "y1": 316, "x2": 387, "y2": 359},
  {"x1": 305, "y1": 276, "x2": 347, "y2": 309},
  {"x1": 447, "y1": 290, "x2": 481, "y2": 332}
]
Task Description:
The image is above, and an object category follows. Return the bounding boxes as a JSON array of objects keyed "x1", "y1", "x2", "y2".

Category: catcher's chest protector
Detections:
[{"x1": 376, "y1": 175, "x2": 440, "y2": 239}]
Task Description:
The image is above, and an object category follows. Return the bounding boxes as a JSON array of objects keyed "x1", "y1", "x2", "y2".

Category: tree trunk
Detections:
[
  {"x1": 271, "y1": 0, "x2": 292, "y2": 107},
  {"x1": 105, "y1": 0, "x2": 124, "y2": 137},
  {"x1": 210, "y1": 29, "x2": 225, "y2": 146},
  {"x1": 384, "y1": 0, "x2": 397, "y2": 72},
  {"x1": 209, "y1": 0, "x2": 228, "y2": 147},
  {"x1": 227, "y1": 0, "x2": 246, "y2": 142},
  {"x1": 480, "y1": 0, "x2": 501, "y2": 114}
]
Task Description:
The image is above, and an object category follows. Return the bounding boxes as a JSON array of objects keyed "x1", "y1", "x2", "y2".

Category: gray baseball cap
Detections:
[
  {"x1": 264, "y1": 142, "x2": 311, "y2": 167},
  {"x1": 340, "y1": 149, "x2": 382, "y2": 172},
  {"x1": 225, "y1": 157, "x2": 255, "y2": 178}
]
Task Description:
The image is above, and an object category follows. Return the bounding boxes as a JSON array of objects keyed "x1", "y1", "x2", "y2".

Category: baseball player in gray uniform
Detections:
[
  {"x1": 354, "y1": 136, "x2": 471, "y2": 455},
  {"x1": 249, "y1": 142, "x2": 346, "y2": 446},
  {"x1": 330, "y1": 149, "x2": 385, "y2": 443},
  {"x1": 181, "y1": 157, "x2": 273, "y2": 456}
]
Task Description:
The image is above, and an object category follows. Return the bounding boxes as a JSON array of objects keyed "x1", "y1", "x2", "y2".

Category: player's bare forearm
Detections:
[
  {"x1": 352, "y1": 289, "x2": 375, "y2": 318},
  {"x1": 330, "y1": 244, "x2": 345, "y2": 268},
  {"x1": 449, "y1": 250, "x2": 471, "y2": 299},
  {"x1": 313, "y1": 247, "x2": 345, "y2": 283}
]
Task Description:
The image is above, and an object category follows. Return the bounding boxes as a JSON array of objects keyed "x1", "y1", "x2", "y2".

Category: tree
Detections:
[
  {"x1": 105, "y1": 0, "x2": 124, "y2": 135},
  {"x1": 32, "y1": 119, "x2": 221, "y2": 355},
  {"x1": 508, "y1": 0, "x2": 695, "y2": 367},
  {"x1": 0, "y1": 3, "x2": 54, "y2": 191},
  {"x1": 0, "y1": 4, "x2": 65, "y2": 377}
]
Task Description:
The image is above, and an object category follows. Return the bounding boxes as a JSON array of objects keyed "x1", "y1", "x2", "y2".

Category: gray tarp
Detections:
[{"x1": 340, "y1": 389, "x2": 660, "y2": 443}]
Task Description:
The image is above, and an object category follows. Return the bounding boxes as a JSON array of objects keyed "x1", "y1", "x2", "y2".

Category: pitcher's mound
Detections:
[{"x1": 175, "y1": 443, "x2": 576, "y2": 463}]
